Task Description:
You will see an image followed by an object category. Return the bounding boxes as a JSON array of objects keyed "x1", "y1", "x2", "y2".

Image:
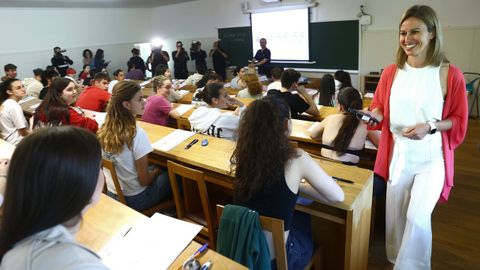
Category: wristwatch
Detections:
[{"x1": 427, "y1": 121, "x2": 437, "y2": 134}]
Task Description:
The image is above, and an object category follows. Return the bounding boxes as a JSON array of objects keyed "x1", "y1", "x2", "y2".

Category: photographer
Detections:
[
  {"x1": 209, "y1": 41, "x2": 228, "y2": 81},
  {"x1": 190, "y1": 41, "x2": 207, "y2": 73},
  {"x1": 50, "y1": 46, "x2": 73, "y2": 77},
  {"x1": 146, "y1": 46, "x2": 169, "y2": 75},
  {"x1": 171, "y1": 41, "x2": 189, "y2": 79}
]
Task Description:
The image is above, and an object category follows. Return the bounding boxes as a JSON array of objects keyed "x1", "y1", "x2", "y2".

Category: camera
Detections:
[
  {"x1": 190, "y1": 41, "x2": 199, "y2": 51},
  {"x1": 60, "y1": 49, "x2": 67, "y2": 53}
]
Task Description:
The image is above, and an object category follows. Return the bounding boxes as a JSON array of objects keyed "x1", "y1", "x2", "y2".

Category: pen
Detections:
[
  {"x1": 185, "y1": 139, "x2": 199, "y2": 149},
  {"x1": 200, "y1": 260, "x2": 213, "y2": 270},
  {"x1": 193, "y1": 243, "x2": 209, "y2": 258},
  {"x1": 332, "y1": 176, "x2": 355, "y2": 184}
]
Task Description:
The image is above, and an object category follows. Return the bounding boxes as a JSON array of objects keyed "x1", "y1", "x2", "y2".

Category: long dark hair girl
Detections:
[
  {"x1": 0, "y1": 126, "x2": 101, "y2": 261},
  {"x1": 317, "y1": 74, "x2": 335, "y2": 106},
  {"x1": 33, "y1": 77, "x2": 72, "y2": 127},
  {"x1": 331, "y1": 87, "x2": 362, "y2": 155},
  {"x1": 231, "y1": 95, "x2": 298, "y2": 200}
]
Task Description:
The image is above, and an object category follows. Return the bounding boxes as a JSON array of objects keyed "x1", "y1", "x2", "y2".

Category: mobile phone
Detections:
[{"x1": 347, "y1": 108, "x2": 379, "y2": 124}]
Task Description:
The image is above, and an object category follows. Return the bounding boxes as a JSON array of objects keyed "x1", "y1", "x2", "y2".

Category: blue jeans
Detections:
[
  {"x1": 108, "y1": 170, "x2": 172, "y2": 212},
  {"x1": 271, "y1": 211, "x2": 313, "y2": 270}
]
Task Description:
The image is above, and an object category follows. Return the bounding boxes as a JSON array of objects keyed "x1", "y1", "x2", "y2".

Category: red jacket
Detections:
[
  {"x1": 36, "y1": 107, "x2": 98, "y2": 133},
  {"x1": 370, "y1": 64, "x2": 468, "y2": 202},
  {"x1": 76, "y1": 86, "x2": 111, "y2": 112}
]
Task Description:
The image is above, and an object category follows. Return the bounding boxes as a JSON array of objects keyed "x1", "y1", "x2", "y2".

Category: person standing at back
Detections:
[
  {"x1": 363, "y1": 5, "x2": 468, "y2": 269},
  {"x1": 190, "y1": 41, "x2": 207, "y2": 73},
  {"x1": 146, "y1": 46, "x2": 169, "y2": 75},
  {"x1": 51, "y1": 47, "x2": 73, "y2": 77},
  {"x1": 209, "y1": 41, "x2": 228, "y2": 81},
  {"x1": 172, "y1": 41, "x2": 189, "y2": 79},
  {"x1": 129, "y1": 48, "x2": 146, "y2": 77}
]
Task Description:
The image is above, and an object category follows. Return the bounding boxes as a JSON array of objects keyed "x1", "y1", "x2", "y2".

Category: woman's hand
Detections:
[
  {"x1": 361, "y1": 109, "x2": 383, "y2": 127},
  {"x1": 227, "y1": 96, "x2": 244, "y2": 107},
  {"x1": 402, "y1": 123, "x2": 430, "y2": 140}
]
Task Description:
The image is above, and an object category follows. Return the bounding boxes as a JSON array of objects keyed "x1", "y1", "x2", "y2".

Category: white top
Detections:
[
  {"x1": 236, "y1": 88, "x2": 263, "y2": 99},
  {"x1": 230, "y1": 76, "x2": 241, "y2": 89},
  {"x1": 188, "y1": 106, "x2": 243, "y2": 140},
  {"x1": 23, "y1": 78, "x2": 43, "y2": 98},
  {"x1": 184, "y1": 73, "x2": 203, "y2": 86},
  {"x1": 267, "y1": 81, "x2": 282, "y2": 91},
  {"x1": 389, "y1": 63, "x2": 443, "y2": 156},
  {"x1": 103, "y1": 126, "x2": 153, "y2": 196},
  {"x1": 108, "y1": 80, "x2": 119, "y2": 94},
  {"x1": 0, "y1": 225, "x2": 107, "y2": 270},
  {"x1": 0, "y1": 99, "x2": 27, "y2": 145}
]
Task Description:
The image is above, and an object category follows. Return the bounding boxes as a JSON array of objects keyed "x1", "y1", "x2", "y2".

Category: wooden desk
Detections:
[
  {"x1": 19, "y1": 97, "x2": 41, "y2": 117},
  {"x1": 137, "y1": 121, "x2": 373, "y2": 269},
  {"x1": 177, "y1": 93, "x2": 255, "y2": 107},
  {"x1": 78, "y1": 194, "x2": 246, "y2": 269}
]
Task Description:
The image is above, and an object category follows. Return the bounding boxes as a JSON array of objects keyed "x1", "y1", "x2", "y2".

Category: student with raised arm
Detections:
[
  {"x1": 189, "y1": 83, "x2": 244, "y2": 140},
  {"x1": 34, "y1": 77, "x2": 98, "y2": 133},
  {"x1": 309, "y1": 87, "x2": 367, "y2": 164},
  {"x1": 0, "y1": 79, "x2": 29, "y2": 145},
  {"x1": 141, "y1": 75, "x2": 180, "y2": 126},
  {"x1": 98, "y1": 81, "x2": 172, "y2": 211},
  {"x1": 0, "y1": 126, "x2": 108, "y2": 269},
  {"x1": 267, "y1": 68, "x2": 319, "y2": 118},
  {"x1": 231, "y1": 95, "x2": 344, "y2": 269}
]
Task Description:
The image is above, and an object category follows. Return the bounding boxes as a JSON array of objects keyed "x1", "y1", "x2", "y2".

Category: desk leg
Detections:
[{"x1": 344, "y1": 178, "x2": 373, "y2": 270}]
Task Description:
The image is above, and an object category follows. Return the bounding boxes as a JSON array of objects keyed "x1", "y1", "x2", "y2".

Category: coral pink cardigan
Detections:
[{"x1": 370, "y1": 64, "x2": 468, "y2": 202}]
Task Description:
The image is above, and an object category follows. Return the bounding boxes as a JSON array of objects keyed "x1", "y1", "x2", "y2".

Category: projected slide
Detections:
[{"x1": 251, "y1": 8, "x2": 309, "y2": 61}]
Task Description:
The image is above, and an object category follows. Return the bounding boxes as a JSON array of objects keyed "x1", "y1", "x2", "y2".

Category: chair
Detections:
[
  {"x1": 464, "y1": 72, "x2": 480, "y2": 118},
  {"x1": 167, "y1": 160, "x2": 217, "y2": 250},
  {"x1": 102, "y1": 159, "x2": 175, "y2": 217},
  {"x1": 216, "y1": 205, "x2": 322, "y2": 270}
]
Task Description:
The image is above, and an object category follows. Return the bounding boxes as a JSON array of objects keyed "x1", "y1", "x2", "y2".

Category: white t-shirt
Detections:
[
  {"x1": 108, "y1": 80, "x2": 119, "y2": 94},
  {"x1": 267, "y1": 81, "x2": 282, "y2": 91},
  {"x1": 188, "y1": 106, "x2": 243, "y2": 140},
  {"x1": 103, "y1": 126, "x2": 153, "y2": 196},
  {"x1": 0, "y1": 99, "x2": 27, "y2": 145}
]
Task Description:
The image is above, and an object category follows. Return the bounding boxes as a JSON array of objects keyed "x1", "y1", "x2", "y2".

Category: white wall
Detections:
[{"x1": 0, "y1": 7, "x2": 153, "y2": 78}]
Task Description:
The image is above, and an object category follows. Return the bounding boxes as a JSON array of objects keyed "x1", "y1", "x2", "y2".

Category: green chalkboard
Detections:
[
  {"x1": 218, "y1": 20, "x2": 359, "y2": 70},
  {"x1": 218, "y1": 27, "x2": 252, "y2": 67}
]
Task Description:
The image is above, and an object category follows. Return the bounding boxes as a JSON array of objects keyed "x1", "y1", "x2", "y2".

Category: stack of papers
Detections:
[
  {"x1": 173, "y1": 104, "x2": 194, "y2": 116},
  {"x1": 152, "y1": 129, "x2": 195, "y2": 152},
  {"x1": 100, "y1": 213, "x2": 202, "y2": 270}
]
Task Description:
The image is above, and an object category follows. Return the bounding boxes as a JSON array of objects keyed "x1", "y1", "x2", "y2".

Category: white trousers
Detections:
[{"x1": 386, "y1": 152, "x2": 445, "y2": 270}]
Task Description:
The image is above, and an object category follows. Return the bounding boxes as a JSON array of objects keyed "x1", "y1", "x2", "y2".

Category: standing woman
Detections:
[
  {"x1": 82, "y1": 49, "x2": 93, "y2": 67},
  {"x1": 34, "y1": 77, "x2": 98, "y2": 133},
  {"x1": 97, "y1": 81, "x2": 172, "y2": 211},
  {"x1": 0, "y1": 126, "x2": 107, "y2": 269},
  {"x1": 365, "y1": 5, "x2": 468, "y2": 269},
  {"x1": 0, "y1": 79, "x2": 29, "y2": 145},
  {"x1": 92, "y1": 49, "x2": 110, "y2": 75},
  {"x1": 231, "y1": 96, "x2": 344, "y2": 269}
]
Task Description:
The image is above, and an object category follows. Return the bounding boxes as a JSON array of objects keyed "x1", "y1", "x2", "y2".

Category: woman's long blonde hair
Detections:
[{"x1": 97, "y1": 81, "x2": 141, "y2": 154}]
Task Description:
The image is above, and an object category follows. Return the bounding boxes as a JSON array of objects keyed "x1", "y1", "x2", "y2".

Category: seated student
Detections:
[
  {"x1": 141, "y1": 76, "x2": 180, "y2": 126},
  {"x1": 309, "y1": 87, "x2": 367, "y2": 164},
  {"x1": 1, "y1": 64, "x2": 17, "y2": 82},
  {"x1": 0, "y1": 79, "x2": 29, "y2": 145},
  {"x1": 34, "y1": 77, "x2": 98, "y2": 133},
  {"x1": 231, "y1": 96, "x2": 344, "y2": 269},
  {"x1": 184, "y1": 65, "x2": 206, "y2": 86},
  {"x1": 267, "y1": 69, "x2": 319, "y2": 118},
  {"x1": 98, "y1": 81, "x2": 172, "y2": 211},
  {"x1": 237, "y1": 73, "x2": 263, "y2": 99},
  {"x1": 230, "y1": 66, "x2": 246, "y2": 89},
  {"x1": 23, "y1": 68, "x2": 43, "y2": 98},
  {"x1": 0, "y1": 126, "x2": 108, "y2": 269},
  {"x1": 267, "y1": 66, "x2": 283, "y2": 91},
  {"x1": 76, "y1": 72, "x2": 111, "y2": 112},
  {"x1": 333, "y1": 70, "x2": 352, "y2": 102},
  {"x1": 195, "y1": 70, "x2": 220, "y2": 89},
  {"x1": 38, "y1": 69, "x2": 59, "y2": 100},
  {"x1": 65, "y1": 68, "x2": 77, "y2": 80},
  {"x1": 125, "y1": 61, "x2": 145, "y2": 80},
  {"x1": 79, "y1": 64, "x2": 92, "y2": 86},
  {"x1": 189, "y1": 83, "x2": 244, "y2": 140},
  {"x1": 154, "y1": 64, "x2": 172, "y2": 78},
  {"x1": 108, "y1": 69, "x2": 126, "y2": 94},
  {"x1": 312, "y1": 74, "x2": 335, "y2": 106}
]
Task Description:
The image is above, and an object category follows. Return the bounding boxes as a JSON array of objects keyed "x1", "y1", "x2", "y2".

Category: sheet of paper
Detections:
[
  {"x1": 100, "y1": 213, "x2": 202, "y2": 270},
  {"x1": 152, "y1": 129, "x2": 195, "y2": 152},
  {"x1": 0, "y1": 140, "x2": 15, "y2": 159},
  {"x1": 178, "y1": 90, "x2": 190, "y2": 97},
  {"x1": 364, "y1": 92, "x2": 374, "y2": 98},
  {"x1": 301, "y1": 105, "x2": 322, "y2": 117},
  {"x1": 139, "y1": 79, "x2": 153, "y2": 87},
  {"x1": 93, "y1": 112, "x2": 107, "y2": 127},
  {"x1": 173, "y1": 104, "x2": 194, "y2": 116},
  {"x1": 18, "y1": 96, "x2": 34, "y2": 104},
  {"x1": 365, "y1": 139, "x2": 377, "y2": 150},
  {"x1": 223, "y1": 82, "x2": 231, "y2": 88},
  {"x1": 29, "y1": 103, "x2": 40, "y2": 110}
]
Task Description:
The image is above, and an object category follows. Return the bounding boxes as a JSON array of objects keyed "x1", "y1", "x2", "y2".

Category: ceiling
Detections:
[{"x1": 0, "y1": 0, "x2": 197, "y2": 8}]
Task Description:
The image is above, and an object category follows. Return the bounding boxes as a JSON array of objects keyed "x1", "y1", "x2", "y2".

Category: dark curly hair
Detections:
[{"x1": 231, "y1": 95, "x2": 298, "y2": 200}]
